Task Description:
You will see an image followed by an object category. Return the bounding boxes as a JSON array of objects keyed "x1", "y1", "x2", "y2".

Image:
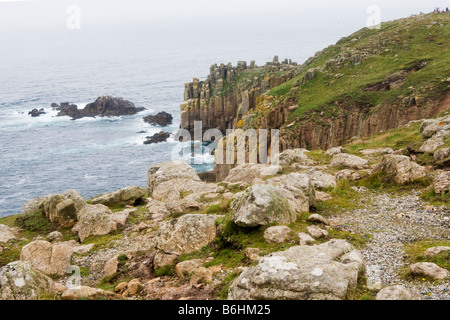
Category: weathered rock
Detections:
[
  {"x1": 360, "y1": 148, "x2": 394, "y2": 156},
  {"x1": 0, "y1": 224, "x2": 16, "y2": 244},
  {"x1": 20, "y1": 240, "x2": 76, "y2": 276},
  {"x1": 306, "y1": 169, "x2": 337, "y2": 190},
  {"x1": 91, "y1": 186, "x2": 146, "y2": 207},
  {"x1": 272, "y1": 149, "x2": 315, "y2": 166},
  {"x1": 42, "y1": 190, "x2": 86, "y2": 228},
  {"x1": 61, "y1": 286, "x2": 122, "y2": 300},
  {"x1": 410, "y1": 262, "x2": 448, "y2": 280},
  {"x1": 330, "y1": 153, "x2": 369, "y2": 170},
  {"x1": 46, "y1": 231, "x2": 63, "y2": 242},
  {"x1": 58, "y1": 96, "x2": 145, "y2": 120},
  {"x1": 420, "y1": 115, "x2": 450, "y2": 138},
  {"x1": 376, "y1": 285, "x2": 422, "y2": 300},
  {"x1": 308, "y1": 214, "x2": 329, "y2": 225},
  {"x1": 111, "y1": 209, "x2": 132, "y2": 227},
  {"x1": 144, "y1": 131, "x2": 171, "y2": 145},
  {"x1": 155, "y1": 214, "x2": 223, "y2": 255},
  {"x1": 23, "y1": 195, "x2": 51, "y2": 215},
  {"x1": 104, "y1": 256, "x2": 119, "y2": 277},
  {"x1": 228, "y1": 240, "x2": 364, "y2": 300},
  {"x1": 72, "y1": 244, "x2": 94, "y2": 255},
  {"x1": 0, "y1": 261, "x2": 55, "y2": 300},
  {"x1": 335, "y1": 169, "x2": 369, "y2": 181},
  {"x1": 375, "y1": 155, "x2": 426, "y2": 184},
  {"x1": 245, "y1": 248, "x2": 262, "y2": 262},
  {"x1": 307, "y1": 225, "x2": 329, "y2": 239},
  {"x1": 267, "y1": 173, "x2": 316, "y2": 212},
  {"x1": 146, "y1": 198, "x2": 170, "y2": 221},
  {"x1": 75, "y1": 204, "x2": 118, "y2": 243},
  {"x1": 231, "y1": 185, "x2": 296, "y2": 227},
  {"x1": 143, "y1": 111, "x2": 173, "y2": 126},
  {"x1": 424, "y1": 246, "x2": 450, "y2": 258},
  {"x1": 115, "y1": 282, "x2": 128, "y2": 295},
  {"x1": 153, "y1": 252, "x2": 178, "y2": 269},
  {"x1": 298, "y1": 233, "x2": 316, "y2": 245},
  {"x1": 175, "y1": 259, "x2": 205, "y2": 279},
  {"x1": 147, "y1": 161, "x2": 200, "y2": 196},
  {"x1": 434, "y1": 147, "x2": 450, "y2": 161},
  {"x1": 433, "y1": 171, "x2": 450, "y2": 195},
  {"x1": 420, "y1": 136, "x2": 445, "y2": 153},
  {"x1": 325, "y1": 147, "x2": 342, "y2": 156},
  {"x1": 264, "y1": 226, "x2": 292, "y2": 244},
  {"x1": 315, "y1": 191, "x2": 333, "y2": 201},
  {"x1": 123, "y1": 278, "x2": 142, "y2": 297},
  {"x1": 224, "y1": 164, "x2": 281, "y2": 186}
]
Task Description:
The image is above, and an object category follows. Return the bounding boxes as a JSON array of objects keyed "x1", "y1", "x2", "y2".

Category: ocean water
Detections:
[{"x1": 0, "y1": 13, "x2": 364, "y2": 218}]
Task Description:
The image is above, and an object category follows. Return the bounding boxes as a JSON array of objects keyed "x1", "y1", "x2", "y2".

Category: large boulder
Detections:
[
  {"x1": 375, "y1": 155, "x2": 426, "y2": 184},
  {"x1": 420, "y1": 136, "x2": 445, "y2": 153},
  {"x1": 23, "y1": 195, "x2": 51, "y2": 215},
  {"x1": 267, "y1": 173, "x2": 316, "y2": 212},
  {"x1": 155, "y1": 214, "x2": 223, "y2": 255},
  {"x1": 20, "y1": 240, "x2": 77, "y2": 276},
  {"x1": 42, "y1": 190, "x2": 86, "y2": 228},
  {"x1": 147, "y1": 161, "x2": 200, "y2": 196},
  {"x1": 376, "y1": 285, "x2": 422, "y2": 300},
  {"x1": 91, "y1": 186, "x2": 146, "y2": 207},
  {"x1": 228, "y1": 240, "x2": 364, "y2": 300},
  {"x1": 264, "y1": 226, "x2": 292, "y2": 244},
  {"x1": 420, "y1": 116, "x2": 450, "y2": 139},
  {"x1": 143, "y1": 131, "x2": 171, "y2": 145},
  {"x1": 330, "y1": 153, "x2": 369, "y2": 170},
  {"x1": 434, "y1": 147, "x2": 450, "y2": 161},
  {"x1": 74, "y1": 205, "x2": 118, "y2": 242},
  {"x1": 0, "y1": 224, "x2": 16, "y2": 244},
  {"x1": 305, "y1": 169, "x2": 337, "y2": 190},
  {"x1": 272, "y1": 149, "x2": 315, "y2": 166},
  {"x1": 224, "y1": 164, "x2": 281, "y2": 186},
  {"x1": 0, "y1": 261, "x2": 55, "y2": 300},
  {"x1": 231, "y1": 185, "x2": 296, "y2": 228},
  {"x1": 61, "y1": 286, "x2": 122, "y2": 300},
  {"x1": 433, "y1": 171, "x2": 450, "y2": 195},
  {"x1": 410, "y1": 262, "x2": 448, "y2": 280}
]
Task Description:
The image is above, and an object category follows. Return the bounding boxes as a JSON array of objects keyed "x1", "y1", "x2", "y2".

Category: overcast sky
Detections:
[{"x1": 0, "y1": 0, "x2": 448, "y2": 30}]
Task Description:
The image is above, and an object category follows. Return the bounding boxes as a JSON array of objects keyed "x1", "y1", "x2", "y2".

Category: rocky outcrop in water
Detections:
[
  {"x1": 143, "y1": 112, "x2": 173, "y2": 126},
  {"x1": 55, "y1": 96, "x2": 145, "y2": 120},
  {"x1": 28, "y1": 109, "x2": 46, "y2": 117},
  {"x1": 143, "y1": 131, "x2": 170, "y2": 145}
]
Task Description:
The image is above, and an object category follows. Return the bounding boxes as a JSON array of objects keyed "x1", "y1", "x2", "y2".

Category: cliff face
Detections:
[
  {"x1": 179, "y1": 14, "x2": 450, "y2": 179},
  {"x1": 180, "y1": 57, "x2": 302, "y2": 137}
]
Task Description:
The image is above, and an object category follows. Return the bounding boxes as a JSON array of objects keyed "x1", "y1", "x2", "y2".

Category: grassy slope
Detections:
[{"x1": 268, "y1": 13, "x2": 450, "y2": 122}]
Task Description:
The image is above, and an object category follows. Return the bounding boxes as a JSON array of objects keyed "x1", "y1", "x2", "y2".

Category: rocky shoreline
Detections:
[{"x1": 0, "y1": 114, "x2": 449, "y2": 300}]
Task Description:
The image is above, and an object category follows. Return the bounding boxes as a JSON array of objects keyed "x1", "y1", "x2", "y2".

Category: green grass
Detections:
[
  {"x1": 154, "y1": 265, "x2": 175, "y2": 277},
  {"x1": 315, "y1": 180, "x2": 364, "y2": 216},
  {"x1": 401, "y1": 240, "x2": 450, "y2": 281},
  {"x1": 281, "y1": 14, "x2": 449, "y2": 119},
  {"x1": 355, "y1": 171, "x2": 432, "y2": 192},
  {"x1": 420, "y1": 188, "x2": 450, "y2": 205}
]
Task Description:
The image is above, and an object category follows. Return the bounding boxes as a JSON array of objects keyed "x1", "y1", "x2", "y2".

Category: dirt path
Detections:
[{"x1": 329, "y1": 189, "x2": 450, "y2": 300}]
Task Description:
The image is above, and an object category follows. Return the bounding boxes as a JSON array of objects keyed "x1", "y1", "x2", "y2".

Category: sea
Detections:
[{"x1": 0, "y1": 9, "x2": 389, "y2": 217}]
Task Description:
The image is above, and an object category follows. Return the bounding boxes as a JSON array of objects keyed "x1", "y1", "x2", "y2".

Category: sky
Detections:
[{"x1": 0, "y1": 0, "x2": 449, "y2": 30}]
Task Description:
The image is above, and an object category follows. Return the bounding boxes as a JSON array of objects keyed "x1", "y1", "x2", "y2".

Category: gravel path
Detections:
[{"x1": 329, "y1": 189, "x2": 450, "y2": 300}]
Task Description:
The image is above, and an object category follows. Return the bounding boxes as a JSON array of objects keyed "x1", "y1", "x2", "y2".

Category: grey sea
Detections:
[{"x1": 0, "y1": 11, "x2": 371, "y2": 217}]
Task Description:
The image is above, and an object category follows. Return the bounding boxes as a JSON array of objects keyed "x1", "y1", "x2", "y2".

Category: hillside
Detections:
[{"x1": 180, "y1": 13, "x2": 449, "y2": 159}]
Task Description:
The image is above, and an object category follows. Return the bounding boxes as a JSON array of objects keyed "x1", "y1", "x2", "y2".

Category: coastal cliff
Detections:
[{"x1": 179, "y1": 13, "x2": 450, "y2": 179}]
